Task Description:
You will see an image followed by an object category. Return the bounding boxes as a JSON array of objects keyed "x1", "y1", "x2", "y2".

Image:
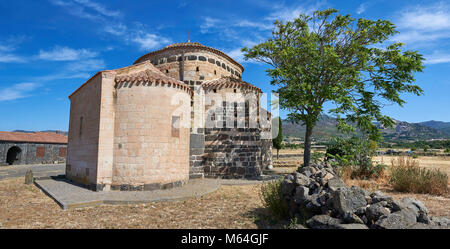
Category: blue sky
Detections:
[{"x1": 1, "y1": 0, "x2": 450, "y2": 131}]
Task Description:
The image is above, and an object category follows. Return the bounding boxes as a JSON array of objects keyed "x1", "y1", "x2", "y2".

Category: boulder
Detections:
[
  {"x1": 336, "y1": 223, "x2": 369, "y2": 229},
  {"x1": 281, "y1": 179, "x2": 296, "y2": 196},
  {"x1": 401, "y1": 197, "x2": 428, "y2": 219},
  {"x1": 332, "y1": 186, "x2": 367, "y2": 215},
  {"x1": 326, "y1": 178, "x2": 346, "y2": 192},
  {"x1": 430, "y1": 216, "x2": 450, "y2": 227},
  {"x1": 293, "y1": 186, "x2": 310, "y2": 204},
  {"x1": 366, "y1": 202, "x2": 391, "y2": 222},
  {"x1": 343, "y1": 212, "x2": 365, "y2": 224},
  {"x1": 295, "y1": 173, "x2": 311, "y2": 186},
  {"x1": 306, "y1": 215, "x2": 343, "y2": 229},
  {"x1": 370, "y1": 191, "x2": 394, "y2": 204},
  {"x1": 373, "y1": 209, "x2": 417, "y2": 229},
  {"x1": 298, "y1": 167, "x2": 315, "y2": 177},
  {"x1": 290, "y1": 224, "x2": 307, "y2": 229}
]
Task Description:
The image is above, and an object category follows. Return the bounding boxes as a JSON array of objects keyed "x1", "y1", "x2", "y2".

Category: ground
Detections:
[
  {"x1": 0, "y1": 177, "x2": 275, "y2": 229},
  {"x1": 0, "y1": 150, "x2": 448, "y2": 228}
]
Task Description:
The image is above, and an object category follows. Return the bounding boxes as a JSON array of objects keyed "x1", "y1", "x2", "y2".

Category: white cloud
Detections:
[
  {"x1": 226, "y1": 48, "x2": 245, "y2": 63},
  {"x1": 104, "y1": 23, "x2": 128, "y2": 36},
  {"x1": 130, "y1": 33, "x2": 171, "y2": 51},
  {"x1": 72, "y1": 0, "x2": 122, "y2": 18},
  {"x1": 200, "y1": 17, "x2": 220, "y2": 34},
  {"x1": 49, "y1": 0, "x2": 122, "y2": 21},
  {"x1": 0, "y1": 54, "x2": 26, "y2": 63},
  {"x1": 65, "y1": 59, "x2": 105, "y2": 72},
  {"x1": 393, "y1": 2, "x2": 450, "y2": 44},
  {"x1": 424, "y1": 51, "x2": 450, "y2": 65},
  {"x1": 397, "y1": 4, "x2": 450, "y2": 31},
  {"x1": 234, "y1": 20, "x2": 272, "y2": 30},
  {"x1": 0, "y1": 36, "x2": 27, "y2": 63},
  {"x1": 38, "y1": 46, "x2": 98, "y2": 61},
  {"x1": 0, "y1": 82, "x2": 40, "y2": 101},
  {"x1": 356, "y1": 2, "x2": 369, "y2": 15}
]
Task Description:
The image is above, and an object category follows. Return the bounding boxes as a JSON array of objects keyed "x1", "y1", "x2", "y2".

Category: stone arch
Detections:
[{"x1": 6, "y1": 146, "x2": 22, "y2": 165}]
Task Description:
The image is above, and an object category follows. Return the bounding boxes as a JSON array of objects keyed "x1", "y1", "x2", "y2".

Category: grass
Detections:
[
  {"x1": 389, "y1": 157, "x2": 448, "y2": 196},
  {"x1": 259, "y1": 180, "x2": 289, "y2": 219}
]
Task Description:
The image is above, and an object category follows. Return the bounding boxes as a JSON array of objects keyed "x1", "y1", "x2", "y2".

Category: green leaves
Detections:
[{"x1": 242, "y1": 8, "x2": 424, "y2": 143}]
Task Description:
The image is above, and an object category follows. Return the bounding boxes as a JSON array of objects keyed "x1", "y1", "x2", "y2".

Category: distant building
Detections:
[{"x1": 0, "y1": 131, "x2": 68, "y2": 166}]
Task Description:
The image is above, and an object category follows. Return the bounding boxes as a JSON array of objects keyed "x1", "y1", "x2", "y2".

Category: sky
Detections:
[{"x1": 1, "y1": 0, "x2": 450, "y2": 131}]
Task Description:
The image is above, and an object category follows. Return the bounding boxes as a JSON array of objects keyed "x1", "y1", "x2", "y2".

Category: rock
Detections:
[
  {"x1": 370, "y1": 191, "x2": 394, "y2": 204},
  {"x1": 401, "y1": 197, "x2": 428, "y2": 216},
  {"x1": 295, "y1": 173, "x2": 311, "y2": 186},
  {"x1": 298, "y1": 167, "x2": 315, "y2": 177},
  {"x1": 25, "y1": 169, "x2": 33, "y2": 185},
  {"x1": 407, "y1": 223, "x2": 443, "y2": 229},
  {"x1": 281, "y1": 179, "x2": 296, "y2": 196},
  {"x1": 430, "y1": 216, "x2": 450, "y2": 227},
  {"x1": 355, "y1": 207, "x2": 366, "y2": 216},
  {"x1": 373, "y1": 209, "x2": 417, "y2": 229},
  {"x1": 332, "y1": 186, "x2": 367, "y2": 215},
  {"x1": 308, "y1": 181, "x2": 320, "y2": 192},
  {"x1": 293, "y1": 186, "x2": 310, "y2": 204},
  {"x1": 326, "y1": 178, "x2": 346, "y2": 192},
  {"x1": 306, "y1": 215, "x2": 343, "y2": 229},
  {"x1": 285, "y1": 174, "x2": 295, "y2": 181},
  {"x1": 343, "y1": 212, "x2": 365, "y2": 224},
  {"x1": 366, "y1": 202, "x2": 391, "y2": 222},
  {"x1": 290, "y1": 224, "x2": 307, "y2": 229},
  {"x1": 387, "y1": 199, "x2": 406, "y2": 212},
  {"x1": 336, "y1": 223, "x2": 369, "y2": 229},
  {"x1": 305, "y1": 194, "x2": 322, "y2": 215}
]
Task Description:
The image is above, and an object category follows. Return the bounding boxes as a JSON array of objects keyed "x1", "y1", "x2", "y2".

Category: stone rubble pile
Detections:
[{"x1": 281, "y1": 163, "x2": 450, "y2": 229}]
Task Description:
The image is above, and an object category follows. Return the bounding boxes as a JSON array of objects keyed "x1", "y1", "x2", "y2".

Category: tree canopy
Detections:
[{"x1": 242, "y1": 9, "x2": 425, "y2": 166}]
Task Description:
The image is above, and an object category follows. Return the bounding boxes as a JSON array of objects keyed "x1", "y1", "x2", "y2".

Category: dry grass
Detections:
[
  {"x1": 389, "y1": 157, "x2": 448, "y2": 195},
  {"x1": 0, "y1": 177, "x2": 275, "y2": 229},
  {"x1": 375, "y1": 155, "x2": 450, "y2": 179}
]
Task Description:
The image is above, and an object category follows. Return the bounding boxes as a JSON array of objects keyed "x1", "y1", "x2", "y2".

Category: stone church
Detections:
[{"x1": 66, "y1": 42, "x2": 273, "y2": 191}]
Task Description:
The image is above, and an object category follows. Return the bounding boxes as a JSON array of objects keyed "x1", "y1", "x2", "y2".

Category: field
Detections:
[{"x1": 0, "y1": 149, "x2": 448, "y2": 229}]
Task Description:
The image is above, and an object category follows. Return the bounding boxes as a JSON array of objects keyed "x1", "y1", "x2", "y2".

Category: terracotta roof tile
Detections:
[
  {"x1": 202, "y1": 76, "x2": 262, "y2": 93},
  {"x1": 114, "y1": 64, "x2": 193, "y2": 96},
  {"x1": 0, "y1": 131, "x2": 68, "y2": 144}
]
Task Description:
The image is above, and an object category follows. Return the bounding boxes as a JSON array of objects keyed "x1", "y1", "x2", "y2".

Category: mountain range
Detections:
[{"x1": 282, "y1": 115, "x2": 450, "y2": 142}]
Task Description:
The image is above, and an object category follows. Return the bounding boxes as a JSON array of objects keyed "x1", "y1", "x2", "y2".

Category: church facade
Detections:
[{"x1": 66, "y1": 42, "x2": 272, "y2": 191}]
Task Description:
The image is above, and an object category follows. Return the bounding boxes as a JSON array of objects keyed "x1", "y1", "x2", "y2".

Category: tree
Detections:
[
  {"x1": 242, "y1": 9, "x2": 424, "y2": 167},
  {"x1": 273, "y1": 116, "x2": 283, "y2": 159}
]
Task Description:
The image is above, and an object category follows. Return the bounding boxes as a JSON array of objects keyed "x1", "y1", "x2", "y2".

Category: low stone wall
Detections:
[
  {"x1": 281, "y1": 164, "x2": 450, "y2": 229},
  {"x1": 0, "y1": 142, "x2": 66, "y2": 166}
]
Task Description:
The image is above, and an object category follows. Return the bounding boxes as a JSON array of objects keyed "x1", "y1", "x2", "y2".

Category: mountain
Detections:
[
  {"x1": 282, "y1": 115, "x2": 450, "y2": 142},
  {"x1": 419, "y1": 121, "x2": 450, "y2": 136}
]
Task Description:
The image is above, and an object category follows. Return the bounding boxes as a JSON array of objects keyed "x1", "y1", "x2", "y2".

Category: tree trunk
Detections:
[
  {"x1": 303, "y1": 123, "x2": 313, "y2": 167},
  {"x1": 277, "y1": 149, "x2": 279, "y2": 160}
]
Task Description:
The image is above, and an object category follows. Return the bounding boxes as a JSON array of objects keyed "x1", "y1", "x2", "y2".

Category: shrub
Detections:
[
  {"x1": 260, "y1": 180, "x2": 289, "y2": 219},
  {"x1": 310, "y1": 151, "x2": 325, "y2": 164},
  {"x1": 326, "y1": 136, "x2": 386, "y2": 180},
  {"x1": 390, "y1": 157, "x2": 448, "y2": 196}
]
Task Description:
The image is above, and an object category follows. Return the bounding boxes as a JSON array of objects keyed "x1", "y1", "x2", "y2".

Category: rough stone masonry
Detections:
[{"x1": 281, "y1": 163, "x2": 450, "y2": 229}]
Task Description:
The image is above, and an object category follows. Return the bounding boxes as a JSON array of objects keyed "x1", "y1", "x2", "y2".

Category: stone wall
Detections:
[
  {"x1": 0, "y1": 141, "x2": 66, "y2": 166},
  {"x1": 66, "y1": 72, "x2": 103, "y2": 188},
  {"x1": 203, "y1": 127, "x2": 264, "y2": 178},
  {"x1": 112, "y1": 74, "x2": 191, "y2": 189}
]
